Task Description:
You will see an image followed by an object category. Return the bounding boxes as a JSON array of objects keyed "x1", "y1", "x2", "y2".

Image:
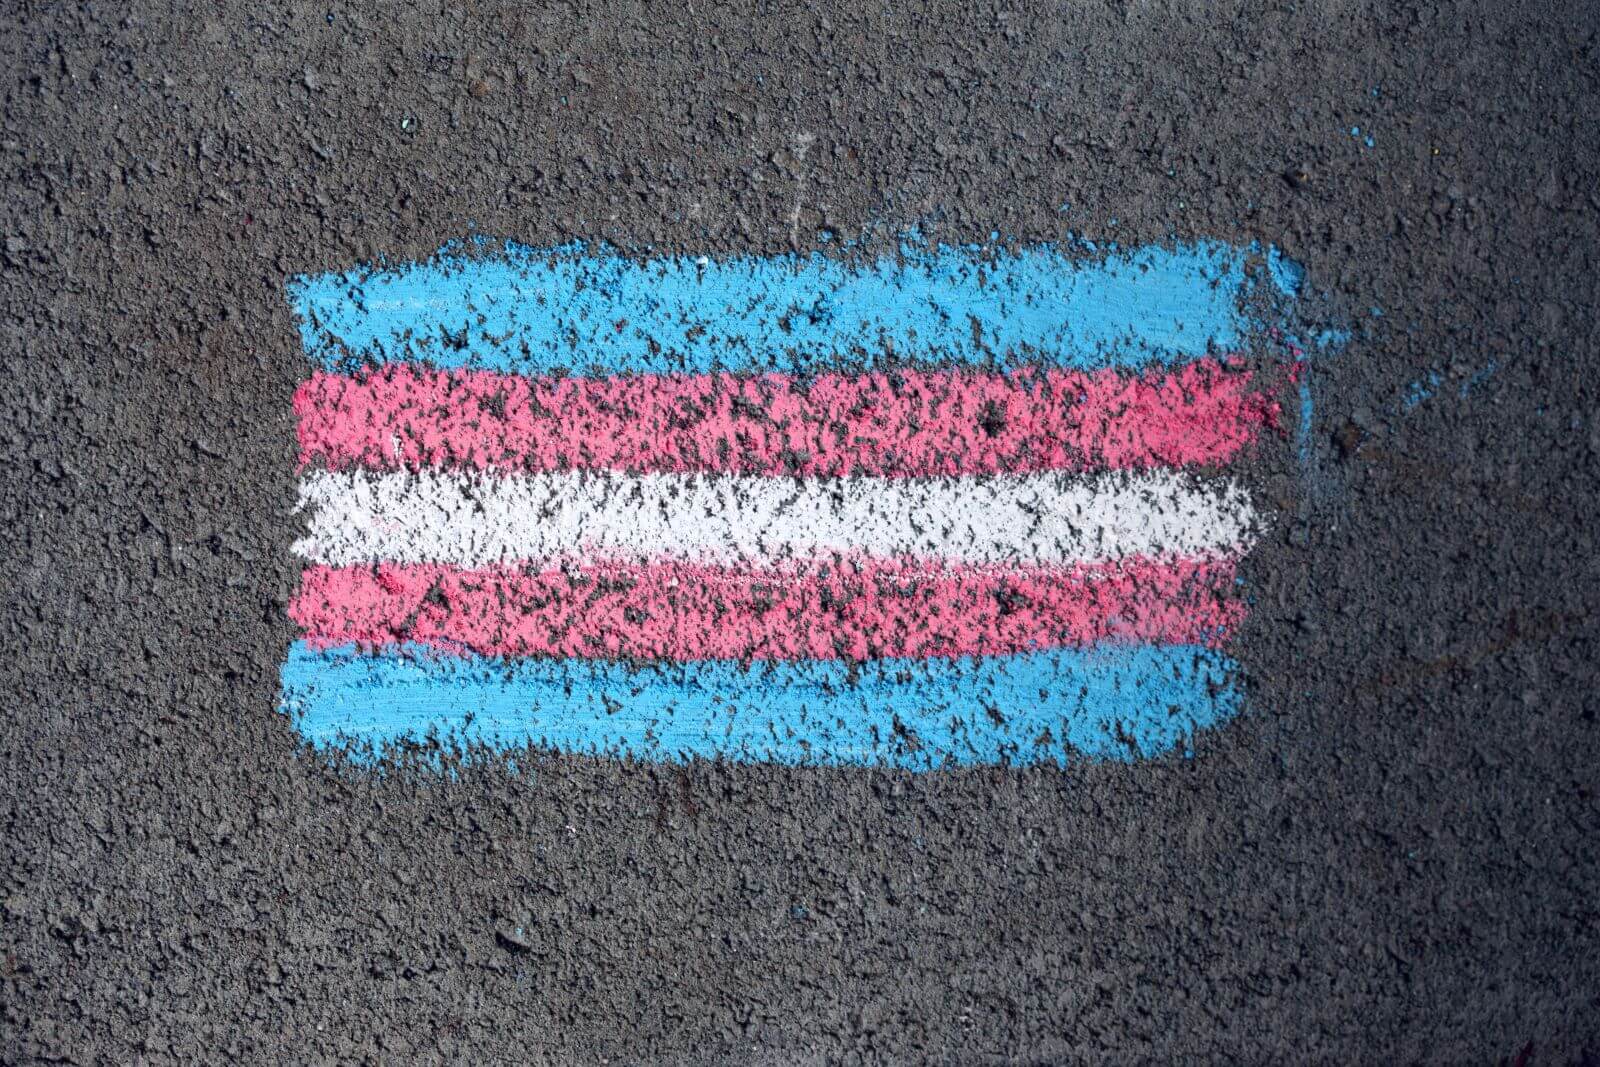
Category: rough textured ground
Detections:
[{"x1": 3, "y1": 1, "x2": 1598, "y2": 1062}]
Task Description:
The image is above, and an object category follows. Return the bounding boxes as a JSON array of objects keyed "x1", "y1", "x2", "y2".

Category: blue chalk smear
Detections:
[
  {"x1": 1266, "y1": 246, "x2": 1305, "y2": 298},
  {"x1": 288, "y1": 239, "x2": 1256, "y2": 376},
  {"x1": 280, "y1": 642, "x2": 1240, "y2": 768},
  {"x1": 1460, "y1": 360, "x2": 1498, "y2": 397},
  {"x1": 1404, "y1": 370, "x2": 1443, "y2": 411},
  {"x1": 1297, "y1": 374, "x2": 1315, "y2": 466}
]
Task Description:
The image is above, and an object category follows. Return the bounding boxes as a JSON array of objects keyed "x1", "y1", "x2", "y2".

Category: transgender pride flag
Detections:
[{"x1": 279, "y1": 239, "x2": 1288, "y2": 768}]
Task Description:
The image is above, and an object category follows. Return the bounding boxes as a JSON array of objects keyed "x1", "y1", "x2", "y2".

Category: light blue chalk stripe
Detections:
[
  {"x1": 289, "y1": 240, "x2": 1253, "y2": 376},
  {"x1": 278, "y1": 641, "x2": 1240, "y2": 768}
]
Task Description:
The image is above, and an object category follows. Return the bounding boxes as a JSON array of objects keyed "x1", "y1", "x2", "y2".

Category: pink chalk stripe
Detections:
[
  {"x1": 290, "y1": 556, "x2": 1244, "y2": 663},
  {"x1": 295, "y1": 359, "x2": 1277, "y2": 477}
]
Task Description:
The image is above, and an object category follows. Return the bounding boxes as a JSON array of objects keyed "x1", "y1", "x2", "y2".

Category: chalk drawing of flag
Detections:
[{"x1": 279, "y1": 239, "x2": 1289, "y2": 768}]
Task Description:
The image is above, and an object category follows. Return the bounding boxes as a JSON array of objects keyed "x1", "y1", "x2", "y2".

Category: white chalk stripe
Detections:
[{"x1": 293, "y1": 468, "x2": 1262, "y2": 569}]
